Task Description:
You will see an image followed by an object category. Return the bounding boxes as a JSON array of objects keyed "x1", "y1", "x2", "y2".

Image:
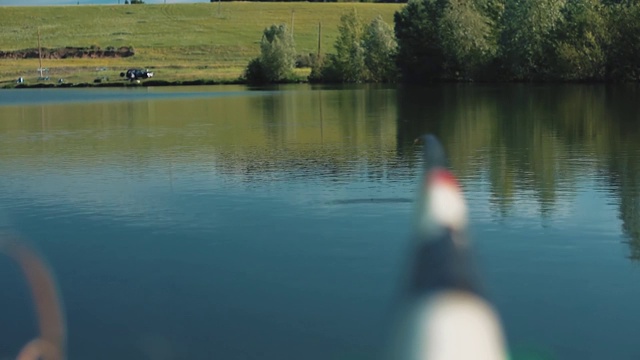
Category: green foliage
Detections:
[
  {"x1": 500, "y1": 0, "x2": 566, "y2": 80},
  {"x1": 392, "y1": 0, "x2": 640, "y2": 82},
  {"x1": 295, "y1": 53, "x2": 319, "y2": 68},
  {"x1": 394, "y1": 0, "x2": 446, "y2": 82},
  {"x1": 310, "y1": 10, "x2": 398, "y2": 83},
  {"x1": 439, "y1": 0, "x2": 498, "y2": 78},
  {"x1": 330, "y1": 8, "x2": 368, "y2": 82},
  {"x1": 601, "y1": 0, "x2": 640, "y2": 5},
  {"x1": 552, "y1": 0, "x2": 607, "y2": 80},
  {"x1": 308, "y1": 55, "x2": 325, "y2": 82},
  {"x1": 394, "y1": 0, "x2": 500, "y2": 81},
  {"x1": 479, "y1": 0, "x2": 505, "y2": 28},
  {"x1": 261, "y1": 24, "x2": 297, "y2": 80},
  {"x1": 362, "y1": 15, "x2": 398, "y2": 82},
  {"x1": 130, "y1": 0, "x2": 144, "y2": 4},
  {"x1": 607, "y1": 3, "x2": 640, "y2": 80},
  {"x1": 244, "y1": 58, "x2": 269, "y2": 84},
  {"x1": 309, "y1": 54, "x2": 344, "y2": 82},
  {"x1": 244, "y1": 24, "x2": 296, "y2": 84}
]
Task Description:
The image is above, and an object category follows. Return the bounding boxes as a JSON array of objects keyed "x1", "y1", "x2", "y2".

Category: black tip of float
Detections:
[
  {"x1": 410, "y1": 134, "x2": 481, "y2": 296},
  {"x1": 415, "y1": 134, "x2": 448, "y2": 171}
]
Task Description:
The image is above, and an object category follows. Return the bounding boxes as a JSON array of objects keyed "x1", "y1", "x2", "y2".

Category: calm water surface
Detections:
[{"x1": 0, "y1": 84, "x2": 639, "y2": 359}]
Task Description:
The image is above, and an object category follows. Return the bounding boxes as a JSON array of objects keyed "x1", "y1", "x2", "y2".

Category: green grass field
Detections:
[{"x1": 0, "y1": 2, "x2": 402, "y2": 86}]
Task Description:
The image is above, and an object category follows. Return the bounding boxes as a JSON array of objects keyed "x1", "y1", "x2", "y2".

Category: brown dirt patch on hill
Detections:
[{"x1": 0, "y1": 46, "x2": 134, "y2": 59}]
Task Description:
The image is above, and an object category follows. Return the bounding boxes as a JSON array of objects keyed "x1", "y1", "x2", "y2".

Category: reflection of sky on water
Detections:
[
  {"x1": 0, "y1": 86, "x2": 267, "y2": 106},
  {"x1": 0, "y1": 156, "x2": 417, "y2": 233},
  {"x1": 0, "y1": 152, "x2": 621, "y2": 239}
]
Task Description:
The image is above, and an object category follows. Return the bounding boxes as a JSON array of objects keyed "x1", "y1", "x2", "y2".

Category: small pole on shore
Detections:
[
  {"x1": 317, "y1": 22, "x2": 322, "y2": 58},
  {"x1": 291, "y1": 10, "x2": 295, "y2": 38}
]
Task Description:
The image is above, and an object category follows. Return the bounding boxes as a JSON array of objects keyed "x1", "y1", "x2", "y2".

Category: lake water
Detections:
[{"x1": 0, "y1": 84, "x2": 639, "y2": 359}]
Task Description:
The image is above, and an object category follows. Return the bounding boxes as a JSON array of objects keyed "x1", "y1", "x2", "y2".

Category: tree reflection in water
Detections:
[{"x1": 395, "y1": 84, "x2": 640, "y2": 259}]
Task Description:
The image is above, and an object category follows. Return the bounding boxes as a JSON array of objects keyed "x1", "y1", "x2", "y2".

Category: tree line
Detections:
[{"x1": 245, "y1": 0, "x2": 640, "y2": 83}]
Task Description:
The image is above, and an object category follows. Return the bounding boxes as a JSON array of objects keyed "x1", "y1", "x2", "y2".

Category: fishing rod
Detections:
[{"x1": 389, "y1": 134, "x2": 507, "y2": 360}]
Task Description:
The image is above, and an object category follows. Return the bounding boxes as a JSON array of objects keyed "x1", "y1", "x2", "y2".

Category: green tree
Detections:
[
  {"x1": 394, "y1": 0, "x2": 447, "y2": 82},
  {"x1": 244, "y1": 24, "x2": 296, "y2": 84},
  {"x1": 438, "y1": 0, "x2": 498, "y2": 79},
  {"x1": 332, "y1": 9, "x2": 367, "y2": 82},
  {"x1": 552, "y1": 0, "x2": 607, "y2": 80},
  {"x1": 601, "y1": 0, "x2": 640, "y2": 6},
  {"x1": 394, "y1": 0, "x2": 499, "y2": 81},
  {"x1": 500, "y1": 0, "x2": 566, "y2": 80},
  {"x1": 362, "y1": 15, "x2": 398, "y2": 82},
  {"x1": 607, "y1": 3, "x2": 640, "y2": 80}
]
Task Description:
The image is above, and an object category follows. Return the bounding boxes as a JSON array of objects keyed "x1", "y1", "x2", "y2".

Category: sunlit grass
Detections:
[{"x1": 0, "y1": 2, "x2": 401, "y2": 85}]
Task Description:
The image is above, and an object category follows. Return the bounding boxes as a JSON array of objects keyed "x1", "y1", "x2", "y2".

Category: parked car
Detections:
[{"x1": 120, "y1": 69, "x2": 153, "y2": 82}]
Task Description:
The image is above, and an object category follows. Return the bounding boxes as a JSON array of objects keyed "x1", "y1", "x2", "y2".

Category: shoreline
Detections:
[
  {"x1": 4, "y1": 77, "x2": 639, "y2": 89},
  {"x1": 4, "y1": 78, "x2": 247, "y2": 89},
  {"x1": 2, "y1": 78, "x2": 319, "y2": 89}
]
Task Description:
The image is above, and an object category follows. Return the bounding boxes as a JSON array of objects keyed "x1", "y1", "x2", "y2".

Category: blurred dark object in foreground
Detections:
[{"x1": 0, "y1": 233, "x2": 66, "y2": 360}]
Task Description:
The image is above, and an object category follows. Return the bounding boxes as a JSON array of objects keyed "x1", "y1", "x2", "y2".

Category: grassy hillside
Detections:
[{"x1": 0, "y1": 2, "x2": 402, "y2": 86}]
